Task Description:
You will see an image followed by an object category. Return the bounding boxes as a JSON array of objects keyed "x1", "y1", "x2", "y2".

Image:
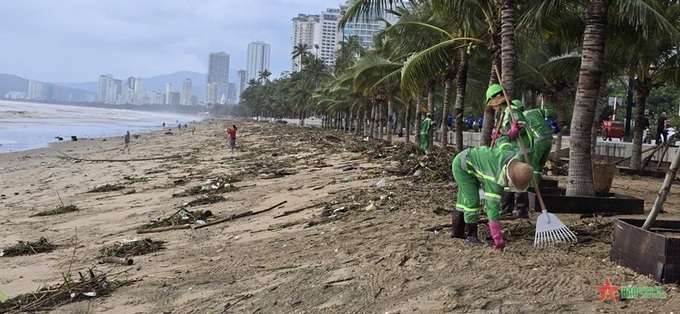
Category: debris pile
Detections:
[
  {"x1": 100, "y1": 238, "x2": 166, "y2": 257},
  {"x1": 138, "y1": 208, "x2": 213, "y2": 231},
  {"x1": 33, "y1": 204, "x2": 79, "y2": 217},
  {"x1": 0, "y1": 237, "x2": 56, "y2": 257},
  {"x1": 0, "y1": 269, "x2": 136, "y2": 313}
]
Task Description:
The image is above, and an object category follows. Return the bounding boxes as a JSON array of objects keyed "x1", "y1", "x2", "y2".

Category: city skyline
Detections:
[{"x1": 0, "y1": 0, "x2": 341, "y2": 83}]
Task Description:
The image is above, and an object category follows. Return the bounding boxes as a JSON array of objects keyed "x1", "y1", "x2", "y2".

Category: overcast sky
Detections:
[{"x1": 0, "y1": 0, "x2": 343, "y2": 83}]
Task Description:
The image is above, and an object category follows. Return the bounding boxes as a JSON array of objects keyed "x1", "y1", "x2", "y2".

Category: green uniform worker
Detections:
[
  {"x1": 420, "y1": 113, "x2": 435, "y2": 151},
  {"x1": 523, "y1": 108, "x2": 558, "y2": 184},
  {"x1": 486, "y1": 85, "x2": 535, "y2": 219},
  {"x1": 451, "y1": 146, "x2": 534, "y2": 249}
]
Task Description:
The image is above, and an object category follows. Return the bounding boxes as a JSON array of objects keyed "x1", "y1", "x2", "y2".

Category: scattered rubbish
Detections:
[
  {"x1": 83, "y1": 292, "x2": 97, "y2": 297},
  {"x1": 376, "y1": 178, "x2": 386, "y2": 187},
  {"x1": 100, "y1": 257, "x2": 134, "y2": 266},
  {"x1": 413, "y1": 169, "x2": 422, "y2": 177},
  {"x1": 33, "y1": 204, "x2": 79, "y2": 217},
  {"x1": 342, "y1": 176, "x2": 355, "y2": 182}
]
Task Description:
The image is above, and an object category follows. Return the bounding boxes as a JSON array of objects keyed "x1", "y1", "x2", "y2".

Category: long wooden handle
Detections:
[
  {"x1": 492, "y1": 65, "x2": 547, "y2": 212},
  {"x1": 491, "y1": 110, "x2": 505, "y2": 147}
]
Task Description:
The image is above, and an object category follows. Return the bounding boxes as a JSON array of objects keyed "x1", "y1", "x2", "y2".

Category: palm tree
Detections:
[
  {"x1": 566, "y1": 0, "x2": 609, "y2": 197},
  {"x1": 258, "y1": 70, "x2": 272, "y2": 84},
  {"x1": 292, "y1": 43, "x2": 311, "y2": 71}
]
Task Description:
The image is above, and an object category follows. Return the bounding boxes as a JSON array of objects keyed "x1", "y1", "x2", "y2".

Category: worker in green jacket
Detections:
[
  {"x1": 451, "y1": 146, "x2": 534, "y2": 249},
  {"x1": 523, "y1": 108, "x2": 558, "y2": 185},
  {"x1": 486, "y1": 85, "x2": 534, "y2": 219},
  {"x1": 420, "y1": 113, "x2": 435, "y2": 152}
]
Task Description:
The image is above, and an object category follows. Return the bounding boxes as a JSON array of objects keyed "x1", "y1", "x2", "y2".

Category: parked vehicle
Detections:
[{"x1": 602, "y1": 120, "x2": 625, "y2": 141}]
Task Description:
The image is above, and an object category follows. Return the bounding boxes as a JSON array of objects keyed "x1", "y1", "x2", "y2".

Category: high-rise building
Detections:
[
  {"x1": 181, "y1": 78, "x2": 193, "y2": 106},
  {"x1": 165, "y1": 83, "x2": 174, "y2": 105},
  {"x1": 246, "y1": 41, "x2": 271, "y2": 81},
  {"x1": 339, "y1": 1, "x2": 391, "y2": 49},
  {"x1": 236, "y1": 69, "x2": 247, "y2": 101},
  {"x1": 290, "y1": 8, "x2": 341, "y2": 72},
  {"x1": 134, "y1": 79, "x2": 144, "y2": 104},
  {"x1": 206, "y1": 52, "x2": 230, "y2": 104},
  {"x1": 98, "y1": 74, "x2": 113, "y2": 102}
]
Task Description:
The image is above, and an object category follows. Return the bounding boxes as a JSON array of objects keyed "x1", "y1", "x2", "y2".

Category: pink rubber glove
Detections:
[
  {"x1": 491, "y1": 132, "x2": 500, "y2": 140},
  {"x1": 503, "y1": 121, "x2": 520, "y2": 140},
  {"x1": 488, "y1": 221, "x2": 505, "y2": 249}
]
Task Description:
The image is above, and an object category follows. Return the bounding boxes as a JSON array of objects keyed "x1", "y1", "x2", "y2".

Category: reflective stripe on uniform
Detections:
[
  {"x1": 534, "y1": 134, "x2": 553, "y2": 143},
  {"x1": 485, "y1": 192, "x2": 501, "y2": 203},
  {"x1": 456, "y1": 203, "x2": 479, "y2": 213}
]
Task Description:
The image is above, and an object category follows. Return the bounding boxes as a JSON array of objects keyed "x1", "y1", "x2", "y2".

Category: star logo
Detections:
[{"x1": 596, "y1": 278, "x2": 620, "y2": 302}]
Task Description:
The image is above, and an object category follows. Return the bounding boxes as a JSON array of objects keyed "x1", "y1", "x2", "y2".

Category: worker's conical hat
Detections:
[{"x1": 507, "y1": 160, "x2": 533, "y2": 191}]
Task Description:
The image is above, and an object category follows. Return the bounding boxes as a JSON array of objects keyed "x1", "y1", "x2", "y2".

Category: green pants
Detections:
[
  {"x1": 420, "y1": 133, "x2": 430, "y2": 150},
  {"x1": 531, "y1": 137, "x2": 552, "y2": 185},
  {"x1": 452, "y1": 153, "x2": 501, "y2": 223}
]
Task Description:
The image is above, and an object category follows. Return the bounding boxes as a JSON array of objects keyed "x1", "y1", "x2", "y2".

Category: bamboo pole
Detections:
[{"x1": 642, "y1": 145, "x2": 680, "y2": 230}]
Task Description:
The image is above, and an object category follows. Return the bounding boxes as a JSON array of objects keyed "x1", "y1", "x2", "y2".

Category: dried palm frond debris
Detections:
[
  {"x1": 0, "y1": 237, "x2": 56, "y2": 257},
  {"x1": 100, "y1": 238, "x2": 166, "y2": 257},
  {"x1": 0, "y1": 268, "x2": 136, "y2": 313}
]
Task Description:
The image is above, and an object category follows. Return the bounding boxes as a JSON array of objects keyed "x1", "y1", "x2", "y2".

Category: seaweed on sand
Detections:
[
  {"x1": 100, "y1": 238, "x2": 166, "y2": 257},
  {"x1": 0, "y1": 237, "x2": 57, "y2": 257}
]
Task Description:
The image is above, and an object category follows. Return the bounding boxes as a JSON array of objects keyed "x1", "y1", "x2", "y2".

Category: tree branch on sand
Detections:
[{"x1": 53, "y1": 150, "x2": 188, "y2": 163}]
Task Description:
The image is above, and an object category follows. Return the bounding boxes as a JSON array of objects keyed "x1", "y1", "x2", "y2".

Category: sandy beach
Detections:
[{"x1": 1, "y1": 119, "x2": 679, "y2": 313}]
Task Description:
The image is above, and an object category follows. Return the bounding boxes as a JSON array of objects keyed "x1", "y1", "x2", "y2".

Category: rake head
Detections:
[{"x1": 534, "y1": 210, "x2": 578, "y2": 248}]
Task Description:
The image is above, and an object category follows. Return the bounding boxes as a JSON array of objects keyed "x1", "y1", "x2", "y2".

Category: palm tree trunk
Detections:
[
  {"x1": 566, "y1": 0, "x2": 609, "y2": 197},
  {"x1": 631, "y1": 79, "x2": 651, "y2": 170},
  {"x1": 427, "y1": 82, "x2": 435, "y2": 116},
  {"x1": 370, "y1": 103, "x2": 376, "y2": 139},
  {"x1": 441, "y1": 73, "x2": 454, "y2": 148},
  {"x1": 378, "y1": 101, "x2": 384, "y2": 140},
  {"x1": 499, "y1": 0, "x2": 517, "y2": 99},
  {"x1": 405, "y1": 101, "x2": 412, "y2": 144},
  {"x1": 415, "y1": 98, "x2": 422, "y2": 143},
  {"x1": 591, "y1": 76, "x2": 608, "y2": 153},
  {"x1": 387, "y1": 99, "x2": 393, "y2": 143},
  {"x1": 482, "y1": 46, "x2": 502, "y2": 146},
  {"x1": 355, "y1": 108, "x2": 361, "y2": 134},
  {"x1": 454, "y1": 47, "x2": 469, "y2": 152},
  {"x1": 554, "y1": 82, "x2": 566, "y2": 158},
  {"x1": 363, "y1": 108, "x2": 369, "y2": 137},
  {"x1": 524, "y1": 90, "x2": 537, "y2": 109}
]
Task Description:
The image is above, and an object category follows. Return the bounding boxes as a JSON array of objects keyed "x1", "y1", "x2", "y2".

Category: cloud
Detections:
[{"x1": 0, "y1": 0, "x2": 342, "y2": 82}]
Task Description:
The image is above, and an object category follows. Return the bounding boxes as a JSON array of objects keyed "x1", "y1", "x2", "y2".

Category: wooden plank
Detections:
[
  {"x1": 528, "y1": 191, "x2": 644, "y2": 214},
  {"x1": 611, "y1": 219, "x2": 666, "y2": 283}
]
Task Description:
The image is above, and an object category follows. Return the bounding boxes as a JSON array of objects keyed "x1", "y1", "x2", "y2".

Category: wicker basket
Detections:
[{"x1": 592, "y1": 162, "x2": 618, "y2": 193}]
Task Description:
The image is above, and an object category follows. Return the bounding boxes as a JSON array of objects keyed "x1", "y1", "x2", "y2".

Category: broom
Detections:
[{"x1": 492, "y1": 66, "x2": 577, "y2": 248}]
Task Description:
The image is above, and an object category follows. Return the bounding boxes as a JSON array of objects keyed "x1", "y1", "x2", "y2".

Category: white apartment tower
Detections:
[
  {"x1": 246, "y1": 41, "x2": 271, "y2": 81},
  {"x1": 165, "y1": 83, "x2": 174, "y2": 105},
  {"x1": 181, "y1": 78, "x2": 193, "y2": 106},
  {"x1": 206, "y1": 52, "x2": 230, "y2": 104},
  {"x1": 98, "y1": 74, "x2": 113, "y2": 102},
  {"x1": 236, "y1": 70, "x2": 247, "y2": 101},
  {"x1": 290, "y1": 8, "x2": 341, "y2": 72}
]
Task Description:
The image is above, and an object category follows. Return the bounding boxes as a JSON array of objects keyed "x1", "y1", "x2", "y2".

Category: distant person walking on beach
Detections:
[
  {"x1": 191, "y1": 125, "x2": 196, "y2": 135},
  {"x1": 227, "y1": 125, "x2": 237, "y2": 153},
  {"x1": 121, "y1": 131, "x2": 131, "y2": 154}
]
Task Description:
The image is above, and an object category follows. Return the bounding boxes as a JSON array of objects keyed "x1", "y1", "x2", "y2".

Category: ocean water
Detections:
[{"x1": 0, "y1": 100, "x2": 202, "y2": 153}]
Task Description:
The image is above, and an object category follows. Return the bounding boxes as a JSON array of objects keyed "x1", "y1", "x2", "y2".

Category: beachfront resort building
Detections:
[
  {"x1": 290, "y1": 9, "x2": 341, "y2": 71},
  {"x1": 290, "y1": 1, "x2": 395, "y2": 72},
  {"x1": 246, "y1": 41, "x2": 271, "y2": 82},
  {"x1": 206, "y1": 52, "x2": 230, "y2": 105}
]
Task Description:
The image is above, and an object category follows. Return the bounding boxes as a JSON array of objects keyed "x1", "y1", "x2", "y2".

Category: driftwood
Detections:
[
  {"x1": 193, "y1": 200, "x2": 288, "y2": 229},
  {"x1": 273, "y1": 202, "x2": 323, "y2": 219},
  {"x1": 54, "y1": 150, "x2": 186, "y2": 163},
  {"x1": 100, "y1": 257, "x2": 134, "y2": 265},
  {"x1": 136, "y1": 224, "x2": 191, "y2": 234}
]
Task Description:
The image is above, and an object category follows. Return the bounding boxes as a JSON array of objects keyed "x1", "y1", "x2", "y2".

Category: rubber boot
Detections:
[
  {"x1": 500, "y1": 191, "x2": 515, "y2": 218},
  {"x1": 451, "y1": 210, "x2": 466, "y2": 239},
  {"x1": 465, "y1": 224, "x2": 482, "y2": 245},
  {"x1": 515, "y1": 192, "x2": 530, "y2": 218}
]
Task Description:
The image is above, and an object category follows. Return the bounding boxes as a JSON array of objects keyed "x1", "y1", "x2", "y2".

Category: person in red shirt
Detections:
[{"x1": 227, "y1": 125, "x2": 237, "y2": 153}]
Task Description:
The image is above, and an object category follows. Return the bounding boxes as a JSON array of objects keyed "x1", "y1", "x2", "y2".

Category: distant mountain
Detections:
[
  {"x1": 0, "y1": 74, "x2": 28, "y2": 96},
  {"x1": 0, "y1": 73, "x2": 93, "y2": 101}
]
